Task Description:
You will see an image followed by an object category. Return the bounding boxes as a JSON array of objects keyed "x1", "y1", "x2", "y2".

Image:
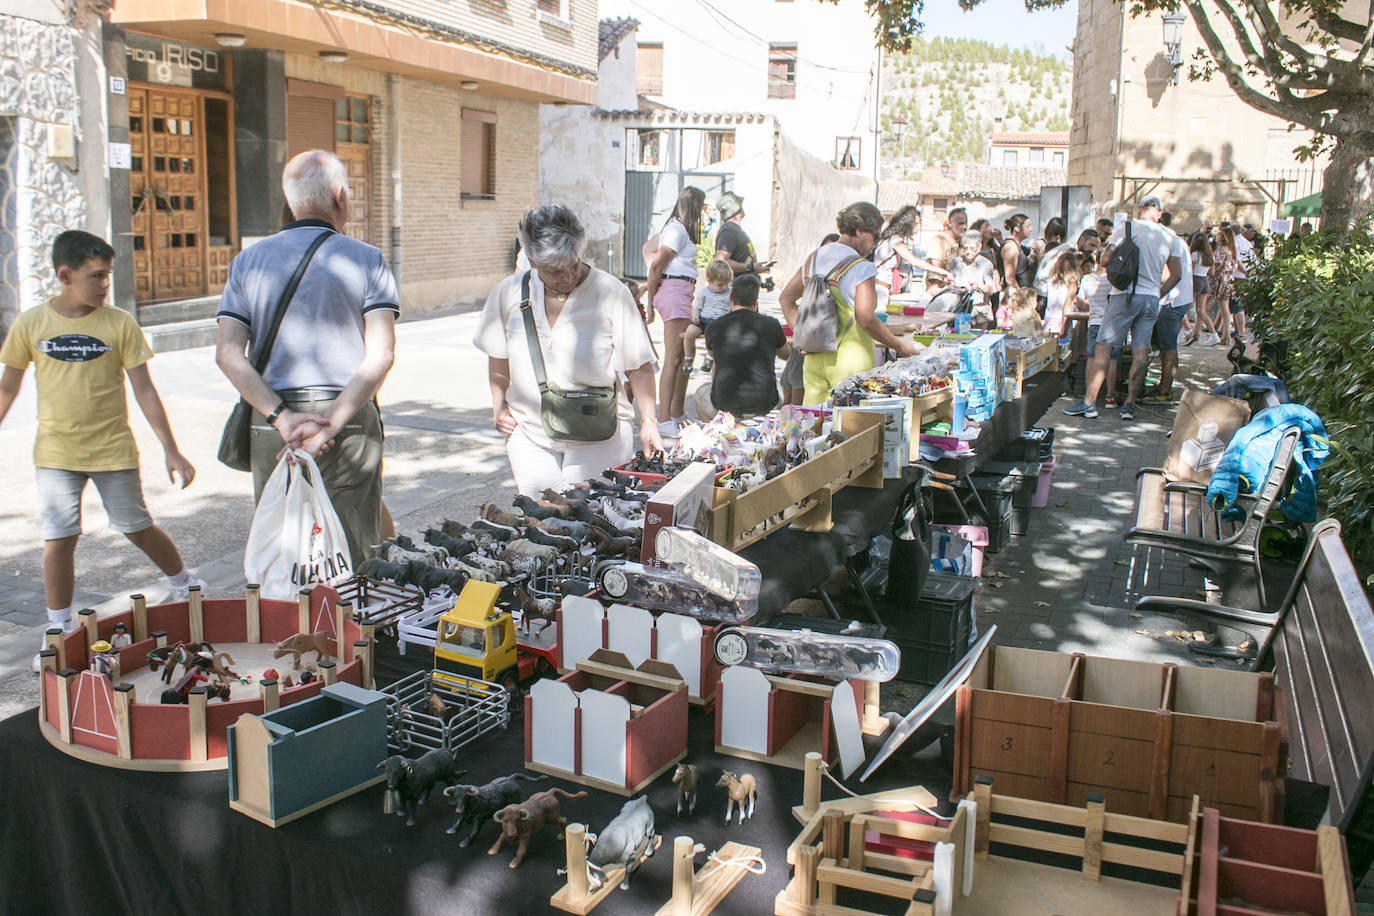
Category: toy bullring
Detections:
[{"x1": 35, "y1": 584, "x2": 376, "y2": 772}]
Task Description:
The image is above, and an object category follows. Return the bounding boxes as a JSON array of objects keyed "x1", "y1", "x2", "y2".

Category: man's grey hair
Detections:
[
  {"x1": 518, "y1": 206, "x2": 586, "y2": 267},
  {"x1": 282, "y1": 150, "x2": 348, "y2": 215},
  {"x1": 960, "y1": 230, "x2": 982, "y2": 246}
]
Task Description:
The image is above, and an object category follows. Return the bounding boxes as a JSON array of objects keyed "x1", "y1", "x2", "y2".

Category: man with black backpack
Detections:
[{"x1": 1063, "y1": 195, "x2": 1181, "y2": 421}]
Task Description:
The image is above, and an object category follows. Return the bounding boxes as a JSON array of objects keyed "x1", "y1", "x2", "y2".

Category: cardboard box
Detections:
[
  {"x1": 840, "y1": 400, "x2": 910, "y2": 480},
  {"x1": 641, "y1": 462, "x2": 717, "y2": 567}
]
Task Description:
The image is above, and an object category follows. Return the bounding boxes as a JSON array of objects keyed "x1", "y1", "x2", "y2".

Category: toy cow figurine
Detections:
[
  {"x1": 586, "y1": 795, "x2": 658, "y2": 891},
  {"x1": 488, "y1": 787, "x2": 587, "y2": 869},
  {"x1": 378, "y1": 749, "x2": 465, "y2": 826},
  {"x1": 273, "y1": 631, "x2": 332, "y2": 669},
  {"x1": 671, "y1": 762, "x2": 699, "y2": 817},
  {"x1": 716, "y1": 770, "x2": 756, "y2": 825},
  {"x1": 442, "y1": 773, "x2": 547, "y2": 847}
]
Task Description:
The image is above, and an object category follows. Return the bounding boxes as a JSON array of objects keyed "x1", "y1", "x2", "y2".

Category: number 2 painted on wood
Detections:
[{"x1": 1102, "y1": 750, "x2": 1115, "y2": 766}]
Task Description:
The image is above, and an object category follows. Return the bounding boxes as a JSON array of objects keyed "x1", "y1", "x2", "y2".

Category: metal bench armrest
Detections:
[{"x1": 1133, "y1": 595, "x2": 1281, "y2": 628}]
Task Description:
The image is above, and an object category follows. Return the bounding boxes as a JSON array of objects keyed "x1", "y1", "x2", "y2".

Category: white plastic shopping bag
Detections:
[{"x1": 244, "y1": 450, "x2": 354, "y2": 600}]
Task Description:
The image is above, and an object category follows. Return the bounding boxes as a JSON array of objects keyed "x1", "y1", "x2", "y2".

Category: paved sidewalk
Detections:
[{"x1": 978, "y1": 341, "x2": 1260, "y2": 663}]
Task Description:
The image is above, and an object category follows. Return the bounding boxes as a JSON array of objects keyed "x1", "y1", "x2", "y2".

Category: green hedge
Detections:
[{"x1": 1237, "y1": 228, "x2": 1374, "y2": 584}]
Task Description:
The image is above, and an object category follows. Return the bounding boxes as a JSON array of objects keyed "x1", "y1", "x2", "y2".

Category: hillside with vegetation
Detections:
[{"x1": 880, "y1": 37, "x2": 1072, "y2": 178}]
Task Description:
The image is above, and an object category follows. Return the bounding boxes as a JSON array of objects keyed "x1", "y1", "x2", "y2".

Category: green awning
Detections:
[{"x1": 1283, "y1": 191, "x2": 1322, "y2": 217}]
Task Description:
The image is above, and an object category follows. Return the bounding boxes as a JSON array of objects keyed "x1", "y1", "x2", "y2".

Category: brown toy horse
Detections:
[{"x1": 716, "y1": 770, "x2": 756, "y2": 825}]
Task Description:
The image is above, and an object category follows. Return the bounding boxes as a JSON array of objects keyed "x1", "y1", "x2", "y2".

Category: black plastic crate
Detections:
[
  {"x1": 992, "y1": 426, "x2": 1054, "y2": 463},
  {"x1": 933, "y1": 472, "x2": 1018, "y2": 552},
  {"x1": 879, "y1": 572, "x2": 977, "y2": 684},
  {"x1": 973, "y1": 466, "x2": 1038, "y2": 538}
]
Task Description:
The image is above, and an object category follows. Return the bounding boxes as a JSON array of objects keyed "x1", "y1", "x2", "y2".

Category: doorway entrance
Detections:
[{"x1": 127, "y1": 85, "x2": 235, "y2": 302}]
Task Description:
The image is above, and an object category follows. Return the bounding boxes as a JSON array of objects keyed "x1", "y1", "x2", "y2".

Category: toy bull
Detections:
[
  {"x1": 586, "y1": 795, "x2": 658, "y2": 891},
  {"x1": 488, "y1": 787, "x2": 587, "y2": 869},
  {"x1": 378, "y1": 749, "x2": 465, "y2": 826},
  {"x1": 442, "y1": 773, "x2": 547, "y2": 847}
]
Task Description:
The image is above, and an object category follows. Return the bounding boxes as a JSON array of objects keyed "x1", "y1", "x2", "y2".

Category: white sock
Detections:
[
  {"x1": 167, "y1": 568, "x2": 195, "y2": 587},
  {"x1": 45, "y1": 606, "x2": 74, "y2": 632}
]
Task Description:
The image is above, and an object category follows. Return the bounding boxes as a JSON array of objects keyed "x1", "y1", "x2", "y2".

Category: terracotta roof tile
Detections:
[
  {"x1": 598, "y1": 17, "x2": 639, "y2": 61},
  {"x1": 989, "y1": 130, "x2": 1070, "y2": 146}
]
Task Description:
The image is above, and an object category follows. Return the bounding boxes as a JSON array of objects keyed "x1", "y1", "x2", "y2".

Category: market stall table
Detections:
[{"x1": 0, "y1": 657, "x2": 952, "y2": 916}]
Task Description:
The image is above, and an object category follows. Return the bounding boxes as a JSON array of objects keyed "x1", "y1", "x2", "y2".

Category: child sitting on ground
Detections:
[
  {"x1": 684, "y1": 259, "x2": 735, "y2": 374},
  {"x1": 0, "y1": 230, "x2": 204, "y2": 669}
]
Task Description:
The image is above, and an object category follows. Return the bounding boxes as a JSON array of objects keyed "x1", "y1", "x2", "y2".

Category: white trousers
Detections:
[{"x1": 505, "y1": 420, "x2": 634, "y2": 497}]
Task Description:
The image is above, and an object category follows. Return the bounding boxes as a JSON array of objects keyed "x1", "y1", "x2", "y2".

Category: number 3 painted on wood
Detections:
[{"x1": 1001, "y1": 736, "x2": 1013, "y2": 751}]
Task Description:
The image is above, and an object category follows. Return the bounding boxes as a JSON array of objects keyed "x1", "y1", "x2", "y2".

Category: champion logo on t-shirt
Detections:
[{"x1": 36, "y1": 334, "x2": 113, "y2": 362}]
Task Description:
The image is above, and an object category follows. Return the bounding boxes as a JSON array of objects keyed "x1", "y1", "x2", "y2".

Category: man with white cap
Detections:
[{"x1": 1064, "y1": 194, "x2": 1181, "y2": 421}]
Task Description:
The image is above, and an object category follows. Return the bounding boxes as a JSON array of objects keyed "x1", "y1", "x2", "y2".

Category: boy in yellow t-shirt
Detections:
[{"x1": 0, "y1": 230, "x2": 203, "y2": 669}]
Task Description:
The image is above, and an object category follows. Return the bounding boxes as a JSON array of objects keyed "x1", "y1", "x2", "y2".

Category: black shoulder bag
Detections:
[
  {"x1": 217, "y1": 229, "x2": 334, "y2": 471},
  {"x1": 518, "y1": 271, "x2": 619, "y2": 442}
]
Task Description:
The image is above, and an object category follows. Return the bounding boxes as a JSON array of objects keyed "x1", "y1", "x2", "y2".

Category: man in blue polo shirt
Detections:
[{"x1": 214, "y1": 149, "x2": 399, "y2": 566}]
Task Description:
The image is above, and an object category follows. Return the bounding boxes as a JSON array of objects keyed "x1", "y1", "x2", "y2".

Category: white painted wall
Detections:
[
  {"x1": 603, "y1": 0, "x2": 881, "y2": 170},
  {"x1": 771, "y1": 129, "x2": 876, "y2": 280}
]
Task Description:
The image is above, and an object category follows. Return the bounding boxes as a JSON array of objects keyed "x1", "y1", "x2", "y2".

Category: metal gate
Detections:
[{"x1": 623, "y1": 169, "x2": 733, "y2": 278}]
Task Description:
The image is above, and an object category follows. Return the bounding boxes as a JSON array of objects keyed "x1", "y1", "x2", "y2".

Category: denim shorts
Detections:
[
  {"x1": 1085, "y1": 324, "x2": 1120, "y2": 359},
  {"x1": 1097, "y1": 292, "x2": 1160, "y2": 349},
  {"x1": 1153, "y1": 303, "x2": 1191, "y2": 352},
  {"x1": 36, "y1": 467, "x2": 152, "y2": 540}
]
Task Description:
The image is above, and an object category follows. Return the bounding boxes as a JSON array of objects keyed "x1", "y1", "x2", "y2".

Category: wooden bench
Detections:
[
  {"x1": 1126, "y1": 427, "x2": 1300, "y2": 609},
  {"x1": 1138, "y1": 518, "x2": 1374, "y2": 876}
]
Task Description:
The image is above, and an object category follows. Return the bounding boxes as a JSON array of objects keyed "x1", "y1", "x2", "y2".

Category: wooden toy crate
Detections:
[
  {"x1": 707, "y1": 410, "x2": 883, "y2": 552},
  {"x1": 1181, "y1": 806, "x2": 1354, "y2": 915},
  {"x1": 953, "y1": 645, "x2": 1283, "y2": 823},
  {"x1": 1005, "y1": 338, "x2": 1057, "y2": 398},
  {"x1": 906, "y1": 387, "x2": 953, "y2": 461}
]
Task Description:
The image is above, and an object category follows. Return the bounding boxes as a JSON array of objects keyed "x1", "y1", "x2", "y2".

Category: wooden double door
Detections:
[{"x1": 128, "y1": 86, "x2": 231, "y2": 302}]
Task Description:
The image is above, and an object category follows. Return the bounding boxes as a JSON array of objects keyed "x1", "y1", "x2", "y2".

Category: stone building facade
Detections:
[
  {"x1": 1068, "y1": 0, "x2": 1329, "y2": 228},
  {"x1": 0, "y1": 6, "x2": 87, "y2": 336}
]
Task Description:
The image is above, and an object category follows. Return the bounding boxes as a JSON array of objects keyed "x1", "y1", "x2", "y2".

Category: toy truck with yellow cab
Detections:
[{"x1": 433, "y1": 580, "x2": 560, "y2": 693}]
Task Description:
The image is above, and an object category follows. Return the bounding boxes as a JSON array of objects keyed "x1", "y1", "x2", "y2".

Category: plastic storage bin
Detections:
[
  {"x1": 880, "y1": 572, "x2": 978, "y2": 684},
  {"x1": 933, "y1": 474, "x2": 1016, "y2": 554},
  {"x1": 1031, "y1": 455, "x2": 1057, "y2": 508}
]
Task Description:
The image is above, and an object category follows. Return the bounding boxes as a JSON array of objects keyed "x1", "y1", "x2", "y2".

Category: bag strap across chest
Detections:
[{"x1": 518, "y1": 271, "x2": 551, "y2": 393}]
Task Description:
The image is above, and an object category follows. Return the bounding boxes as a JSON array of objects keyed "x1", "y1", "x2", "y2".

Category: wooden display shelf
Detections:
[
  {"x1": 708, "y1": 411, "x2": 884, "y2": 553},
  {"x1": 953, "y1": 645, "x2": 1283, "y2": 824},
  {"x1": 1006, "y1": 338, "x2": 1056, "y2": 398}
]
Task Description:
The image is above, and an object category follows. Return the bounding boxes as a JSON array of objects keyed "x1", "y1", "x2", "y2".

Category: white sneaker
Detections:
[{"x1": 657, "y1": 419, "x2": 679, "y2": 438}]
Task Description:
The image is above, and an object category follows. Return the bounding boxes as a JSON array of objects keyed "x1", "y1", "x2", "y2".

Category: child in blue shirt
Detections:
[{"x1": 683, "y1": 259, "x2": 733, "y2": 374}]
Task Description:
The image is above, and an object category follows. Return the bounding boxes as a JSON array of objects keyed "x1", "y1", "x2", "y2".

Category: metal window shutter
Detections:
[
  {"x1": 461, "y1": 119, "x2": 489, "y2": 195},
  {"x1": 287, "y1": 95, "x2": 335, "y2": 158}
]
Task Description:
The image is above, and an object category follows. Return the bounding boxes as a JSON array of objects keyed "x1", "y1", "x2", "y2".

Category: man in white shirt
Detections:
[
  {"x1": 1141, "y1": 229, "x2": 1194, "y2": 403},
  {"x1": 1063, "y1": 195, "x2": 1181, "y2": 421},
  {"x1": 1233, "y1": 225, "x2": 1256, "y2": 278}
]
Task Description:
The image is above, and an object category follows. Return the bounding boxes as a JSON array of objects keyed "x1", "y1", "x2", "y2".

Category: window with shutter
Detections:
[
  {"x1": 461, "y1": 109, "x2": 496, "y2": 199},
  {"x1": 768, "y1": 44, "x2": 797, "y2": 99},
  {"x1": 286, "y1": 79, "x2": 345, "y2": 158},
  {"x1": 637, "y1": 43, "x2": 664, "y2": 96}
]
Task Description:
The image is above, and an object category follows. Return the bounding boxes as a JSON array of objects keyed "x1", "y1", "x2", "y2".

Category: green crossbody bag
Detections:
[{"x1": 519, "y1": 271, "x2": 619, "y2": 442}]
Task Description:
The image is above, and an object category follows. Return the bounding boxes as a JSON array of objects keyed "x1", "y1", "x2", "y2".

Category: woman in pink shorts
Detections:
[{"x1": 645, "y1": 186, "x2": 706, "y2": 435}]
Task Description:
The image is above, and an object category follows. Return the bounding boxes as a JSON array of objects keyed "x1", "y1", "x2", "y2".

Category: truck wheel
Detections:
[
  {"x1": 600, "y1": 564, "x2": 628, "y2": 598},
  {"x1": 499, "y1": 670, "x2": 521, "y2": 716}
]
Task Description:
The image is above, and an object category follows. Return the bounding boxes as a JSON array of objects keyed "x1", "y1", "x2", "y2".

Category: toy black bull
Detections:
[
  {"x1": 586, "y1": 795, "x2": 658, "y2": 891},
  {"x1": 442, "y1": 773, "x2": 547, "y2": 847},
  {"x1": 378, "y1": 749, "x2": 465, "y2": 826}
]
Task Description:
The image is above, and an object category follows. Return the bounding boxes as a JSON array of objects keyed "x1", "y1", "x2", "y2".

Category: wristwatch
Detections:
[{"x1": 264, "y1": 401, "x2": 288, "y2": 425}]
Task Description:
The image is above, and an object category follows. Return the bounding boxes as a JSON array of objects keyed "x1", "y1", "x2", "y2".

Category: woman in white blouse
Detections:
[{"x1": 475, "y1": 206, "x2": 663, "y2": 496}]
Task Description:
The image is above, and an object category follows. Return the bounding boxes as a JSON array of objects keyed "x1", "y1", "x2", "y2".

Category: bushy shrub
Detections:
[{"x1": 1238, "y1": 228, "x2": 1374, "y2": 583}]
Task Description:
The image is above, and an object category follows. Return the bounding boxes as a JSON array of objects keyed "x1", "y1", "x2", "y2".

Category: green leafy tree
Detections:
[{"x1": 849, "y1": 0, "x2": 1373, "y2": 227}]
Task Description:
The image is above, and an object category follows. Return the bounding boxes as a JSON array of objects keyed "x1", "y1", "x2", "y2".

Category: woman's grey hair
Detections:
[
  {"x1": 282, "y1": 150, "x2": 348, "y2": 216},
  {"x1": 961, "y1": 230, "x2": 982, "y2": 246},
  {"x1": 519, "y1": 206, "x2": 586, "y2": 266}
]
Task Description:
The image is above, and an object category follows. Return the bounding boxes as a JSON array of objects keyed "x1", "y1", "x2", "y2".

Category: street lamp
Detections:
[
  {"x1": 891, "y1": 114, "x2": 908, "y2": 166},
  {"x1": 1162, "y1": 9, "x2": 1186, "y2": 85}
]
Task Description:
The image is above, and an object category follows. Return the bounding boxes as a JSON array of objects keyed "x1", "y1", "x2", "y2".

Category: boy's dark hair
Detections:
[
  {"x1": 52, "y1": 230, "x2": 115, "y2": 272},
  {"x1": 730, "y1": 273, "x2": 760, "y2": 309},
  {"x1": 820, "y1": 233, "x2": 840, "y2": 246}
]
